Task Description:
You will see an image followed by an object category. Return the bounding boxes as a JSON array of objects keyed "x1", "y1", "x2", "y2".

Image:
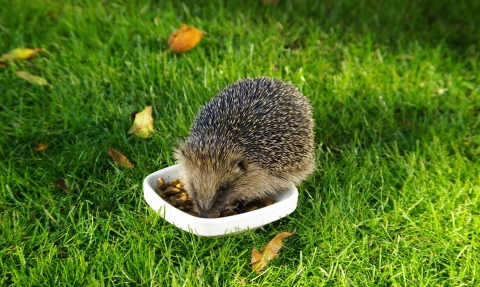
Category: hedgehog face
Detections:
[{"x1": 174, "y1": 144, "x2": 249, "y2": 218}]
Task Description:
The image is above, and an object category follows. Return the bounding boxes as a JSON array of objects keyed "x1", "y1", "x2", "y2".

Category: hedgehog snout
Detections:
[{"x1": 196, "y1": 205, "x2": 219, "y2": 218}]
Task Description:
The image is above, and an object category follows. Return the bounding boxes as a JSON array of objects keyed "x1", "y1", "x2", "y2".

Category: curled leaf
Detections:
[
  {"x1": 34, "y1": 143, "x2": 48, "y2": 151},
  {"x1": 251, "y1": 229, "x2": 296, "y2": 273},
  {"x1": 15, "y1": 71, "x2": 51, "y2": 87},
  {"x1": 108, "y1": 148, "x2": 134, "y2": 168},
  {"x1": 128, "y1": 106, "x2": 154, "y2": 139},
  {"x1": 168, "y1": 24, "x2": 203, "y2": 54},
  {"x1": 251, "y1": 248, "x2": 268, "y2": 273},
  {"x1": 1, "y1": 48, "x2": 45, "y2": 61}
]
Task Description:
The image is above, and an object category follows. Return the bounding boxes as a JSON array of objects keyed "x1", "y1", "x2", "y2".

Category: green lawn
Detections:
[{"x1": 1, "y1": 0, "x2": 479, "y2": 286}]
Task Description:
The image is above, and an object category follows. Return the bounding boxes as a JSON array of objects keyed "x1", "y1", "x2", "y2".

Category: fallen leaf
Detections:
[
  {"x1": 128, "y1": 106, "x2": 154, "y2": 139},
  {"x1": 168, "y1": 24, "x2": 203, "y2": 54},
  {"x1": 56, "y1": 178, "x2": 69, "y2": 193},
  {"x1": 0, "y1": 61, "x2": 7, "y2": 68},
  {"x1": 251, "y1": 229, "x2": 296, "y2": 273},
  {"x1": 34, "y1": 143, "x2": 48, "y2": 151},
  {"x1": 108, "y1": 147, "x2": 134, "y2": 168},
  {"x1": 15, "y1": 71, "x2": 51, "y2": 87},
  {"x1": 251, "y1": 248, "x2": 268, "y2": 272},
  {"x1": 1, "y1": 48, "x2": 45, "y2": 61}
]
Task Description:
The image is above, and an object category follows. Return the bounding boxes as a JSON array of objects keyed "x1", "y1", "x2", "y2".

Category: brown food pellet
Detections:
[
  {"x1": 170, "y1": 192, "x2": 183, "y2": 201},
  {"x1": 244, "y1": 200, "x2": 261, "y2": 210},
  {"x1": 154, "y1": 186, "x2": 168, "y2": 199},
  {"x1": 175, "y1": 193, "x2": 188, "y2": 206},
  {"x1": 246, "y1": 205, "x2": 258, "y2": 212},
  {"x1": 157, "y1": 177, "x2": 167, "y2": 190},
  {"x1": 164, "y1": 187, "x2": 182, "y2": 195},
  {"x1": 221, "y1": 210, "x2": 238, "y2": 217},
  {"x1": 262, "y1": 198, "x2": 276, "y2": 206},
  {"x1": 155, "y1": 177, "x2": 278, "y2": 218},
  {"x1": 178, "y1": 192, "x2": 188, "y2": 202},
  {"x1": 158, "y1": 191, "x2": 168, "y2": 199},
  {"x1": 164, "y1": 197, "x2": 177, "y2": 207},
  {"x1": 167, "y1": 178, "x2": 180, "y2": 187}
]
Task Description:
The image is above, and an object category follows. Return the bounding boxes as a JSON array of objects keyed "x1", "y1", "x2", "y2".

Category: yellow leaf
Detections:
[
  {"x1": 1, "y1": 48, "x2": 45, "y2": 61},
  {"x1": 34, "y1": 143, "x2": 48, "y2": 151},
  {"x1": 108, "y1": 147, "x2": 134, "y2": 168},
  {"x1": 15, "y1": 71, "x2": 51, "y2": 87},
  {"x1": 128, "y1": 106, "x2": 154, "y2": 139},
  {"x1": 251, "y1": 229, "x2": 296, "y2": 273},
  {"x1": 168, "y1": 24, "x2": 203, "y2": 54}
]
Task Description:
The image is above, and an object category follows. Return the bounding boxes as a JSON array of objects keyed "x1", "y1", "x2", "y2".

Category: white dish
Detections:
[{"x1": 143, "y1": 164, "x2": 298, "y2": 237}]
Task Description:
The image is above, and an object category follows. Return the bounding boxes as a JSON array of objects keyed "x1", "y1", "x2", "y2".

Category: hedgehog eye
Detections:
[
  {"x1": 218, "y1": 185, "x2": 228, "y2": 194},
  {"x1": 236, "y1": 160, "x2": 246, "y2": 172}
]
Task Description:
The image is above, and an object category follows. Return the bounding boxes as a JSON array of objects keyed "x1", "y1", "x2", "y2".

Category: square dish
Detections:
[{"x1": 143, "y1": 164, "x2": 298, "y2": 237}]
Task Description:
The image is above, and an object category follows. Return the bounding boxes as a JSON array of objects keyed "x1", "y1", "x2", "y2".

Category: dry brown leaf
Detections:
[
  {"x1": 34, "y1": 143, "x2": 48, "y2": 151},
  {"x1": 251, "y1": 229, "x2": 296, "y2": 273},
  {"x1": 108, "y1": 148, "x2": 134, "y2": 168},
  {"x1": 128, "y1": 106, "x2": 154, "y2": 139},
  {"x1": 15, "y1": 71, "x2": 51, "y2": 87},
  {"x1": 0, "y1": 61, "x2": 7, "y2": 68},
  {"x1": 1, "y1": 48, "x2": 45, "y2": 61},
  {"x1": 56, "y1": 178, "x2": 69, "y2": 193},
  {"x1": 168, "y1": 24, "x2": 204, "y2": 54},
  {"x1": 251, "y1": 248, "x2": 268, "y2": 272},
  {"x1": 262, "y1": 229, "x2": 296, "y2": 255}
]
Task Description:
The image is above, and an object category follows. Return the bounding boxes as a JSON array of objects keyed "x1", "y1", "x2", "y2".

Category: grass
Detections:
[{"x1": 1, "y1": 0, "x2": 479, "y2": 285}]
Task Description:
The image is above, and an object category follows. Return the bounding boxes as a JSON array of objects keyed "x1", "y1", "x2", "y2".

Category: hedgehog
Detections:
[{"x1": 174, "y1": 77, "x2": 314, "y2": 218}]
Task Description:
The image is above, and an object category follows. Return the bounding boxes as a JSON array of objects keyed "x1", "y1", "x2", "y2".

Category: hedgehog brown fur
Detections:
[{"x1": 174, "y1": 77, "x2": 314, "y2": 218}]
